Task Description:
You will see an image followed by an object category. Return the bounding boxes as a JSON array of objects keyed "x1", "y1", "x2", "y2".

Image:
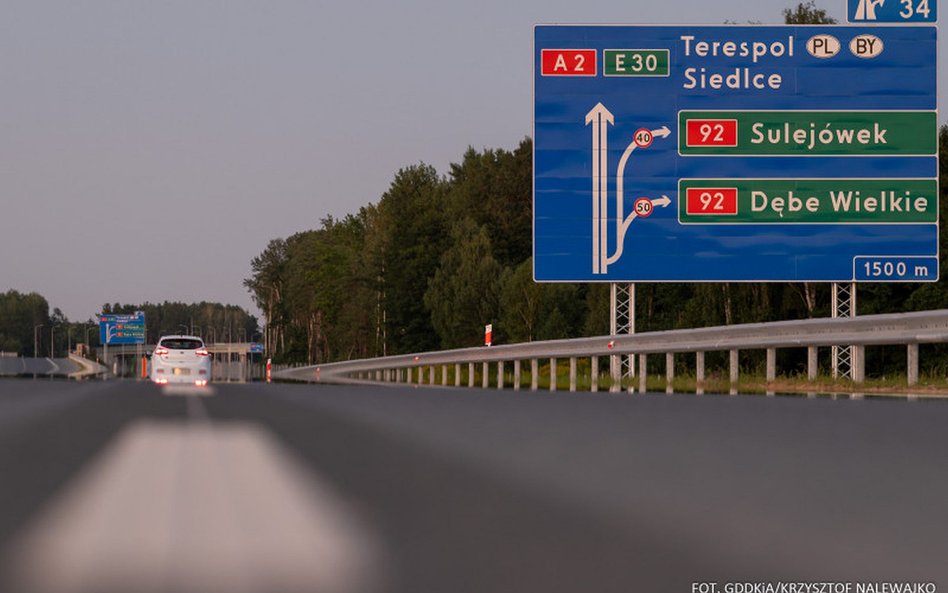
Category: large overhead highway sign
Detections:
[
  {"x1": 533, "y1": 25, "x2": 938, "y2": 283},
  {"x1": 99, "y1": 312, "x2": 146, "y2": 345}
]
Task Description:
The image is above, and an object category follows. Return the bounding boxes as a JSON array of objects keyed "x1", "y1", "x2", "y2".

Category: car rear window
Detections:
[{"x1": 159, "y1": 338, "x2": 203, "y2": 350}]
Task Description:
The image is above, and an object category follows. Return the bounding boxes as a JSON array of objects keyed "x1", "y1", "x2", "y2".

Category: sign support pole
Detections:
[
  {"x1": 832, "y1": 282, "x2": 857, "y2": 380},
  {"x1": 610, "y1": 282, "x2": 636, "y2": 390}
]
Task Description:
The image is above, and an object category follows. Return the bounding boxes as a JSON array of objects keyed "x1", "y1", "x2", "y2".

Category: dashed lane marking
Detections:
[{"x1": 3, "y1": 418, "x2": 385, "y2": 593}]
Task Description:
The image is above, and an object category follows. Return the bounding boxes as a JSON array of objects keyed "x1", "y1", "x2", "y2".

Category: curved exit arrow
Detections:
[
  {"x1": 604, "y1": 195, "x2": 671, "y2": 267},
  {"x1": 602, "y1": 126, "x2": 672, "y2": 271}
]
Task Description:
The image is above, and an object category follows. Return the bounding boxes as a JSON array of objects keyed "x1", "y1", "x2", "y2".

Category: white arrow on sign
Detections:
[
  {"x1": 601, "y1": 125, "x2": 672, "y2": 271},
  {"x1": 585, "y1": 103, "x2": 614, "y2": 275},
  {"x1": 604, "y1": 195, "x2": 672, "y2": 268}
]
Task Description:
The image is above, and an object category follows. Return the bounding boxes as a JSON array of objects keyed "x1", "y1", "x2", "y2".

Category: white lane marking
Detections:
[
  {"x1": 3, "y1": 421, "x2": 385, "y2": 593},
  {"x1": 161, "y1": 384, "x2": 216, "y2": 397}
]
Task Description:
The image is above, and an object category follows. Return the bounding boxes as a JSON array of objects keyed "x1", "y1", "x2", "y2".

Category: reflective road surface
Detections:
[{"x1": 0, "y1": 379, "x2": 946, "y2": 593}]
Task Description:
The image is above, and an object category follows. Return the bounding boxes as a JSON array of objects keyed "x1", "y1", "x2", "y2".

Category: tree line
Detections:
[
  {"x1": 244, "y1": 127, "x2": 948, "y2": 372},
  {"x1": 100, "y1": 302, "x2": 259, "y2": 346},
  {"x1": 0, "y1": 291, "x2": 258, "y2": 357}
]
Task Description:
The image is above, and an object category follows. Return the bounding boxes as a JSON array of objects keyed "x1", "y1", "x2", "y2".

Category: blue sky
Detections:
[{"x1": 0, "y1": 0, "x2": 941, "y2": 321}]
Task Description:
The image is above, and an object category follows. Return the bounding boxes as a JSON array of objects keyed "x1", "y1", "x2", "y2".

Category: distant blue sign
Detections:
[
  {"x1": 848, "y1": 0, "x2": 937, "y2": 23},
  {"x1": 99, "y1": 312, "x2": 146, "y2": 345},
  {"x1": 249, "y1": 342, "x2": 264, "y2": 354},
  {"x1": 534, "y1": 25, "x2": 938, "y2": 283}
]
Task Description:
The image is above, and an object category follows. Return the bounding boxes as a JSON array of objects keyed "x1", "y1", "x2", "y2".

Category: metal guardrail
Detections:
[{"x1": 274, "y1": 310, "x2": 948, "y2": 392}]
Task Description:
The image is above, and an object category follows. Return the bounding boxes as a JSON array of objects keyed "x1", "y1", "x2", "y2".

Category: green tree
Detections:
[
  {"x1": 500, "y1": 258, "x2": 584, "y2": 342},
  {"x1": 0, "y1": 290, "x2": 49, "y2": 355},
  {"x1": 445, "y1": 139, "x2": 533, "y2": 267},
  {"x1": 425, "y1": 218, "x2": 502, "y2": 348},
  {"x1": 783, "y1": 1, "x2": 837, "y2": 23},
  {"x1": 376, "y1": 164, "x2": 450, "y2": 354},
  {"x1": 244, "y1": 238, "x2": 288, "y2": 355},
  {"x1": 499, "y1": 260, "x2": 544, "y2": 342}
]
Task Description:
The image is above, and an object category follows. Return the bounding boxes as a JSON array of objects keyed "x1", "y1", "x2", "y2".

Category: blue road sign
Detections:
[
  {"x1": 533, "y1": 25, "x2": 938, "y2": 283},
  {"x1": 99, "y1": 312, "x2": 146, "y2": 345},
  {"x1": 249, "y1": 342, "x2": 264, "y2": 354},
  {"x1": 848, "y1": 0, "x2": 937, "y2": 23}
]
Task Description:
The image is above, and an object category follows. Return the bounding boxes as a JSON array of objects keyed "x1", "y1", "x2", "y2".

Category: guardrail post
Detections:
[
  {"x1": 441, "y1": 365, "x2": 448, "y2": 386},
  {"x1": 468, "y1": 362, "x2": 475, "y2": 388},
  {"x1": 907, "y1": 343, "x2": 919, "y2": 386},
  {"x1": 590, "y1": 356, "x2": 598, "y2": 392},
  {"x1": 454, "y1": 363, "x2": 461, "y2": 387},
  {"x1": 514, "y1": 360, "x2": 521, "y2": 391},
  {"x1": 482, "y1": 362, "x2": 489, "y2": 389},
  {"x1": 636, "y1": 354, "x2": 645, "y2": 393},
  {"x1": 807, "y1": 346, "x2": 818, "y2": 381},
  {"x1": 610, "y1": 353, "x2": 620, "y2": 393},
  {"x1": 429, "y1": 366, "x2": 435, "y2": 385},
  {"x1": 729, "y1": 349, "x2": 739, "y2": 395},
  {"x1": 665, "y1": 352, "x2": 674, "y2": 394},
  {"x1": 569, "y1": 357, "x2": 577, "y2": 392},
  {"x1": 853, "y1": 345, "x2": 865, "y2": 383},
  {"x1": 497, "y1": 361, "x2": 504, "y2": 390},
  {"x1": 530, "y1": 359, "x2": 539, "y2": 391},
  {"x1": 766, "y1": 348, "x2": 777, "y2": 396},
  {"x1": 696, "y1": 351, "x2": 705, "y2": 395},
  {"x1": 549, "y1": 358, "x2": 557, "y2": 392}
]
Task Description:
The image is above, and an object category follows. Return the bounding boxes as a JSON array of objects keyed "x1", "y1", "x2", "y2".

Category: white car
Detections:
[{"x1": 150, "y1": 335, "x2": 211, "y2": 386}]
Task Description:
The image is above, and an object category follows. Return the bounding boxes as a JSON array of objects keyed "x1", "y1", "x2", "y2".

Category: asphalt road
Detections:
[
  {"x1": 0, "y1": 379, "x2": 945, "y2": 593},
  {"x1": 0, "y1": 358, "x2": 80, "y2": 377}
]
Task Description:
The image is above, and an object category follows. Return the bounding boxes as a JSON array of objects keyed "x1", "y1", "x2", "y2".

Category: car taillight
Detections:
[
  {"x1": 195, "y1": 347, "x2": 209, "y2": 356},
  {"x1": 154, "y1": 346, "x2": 169, "y2": 356}
]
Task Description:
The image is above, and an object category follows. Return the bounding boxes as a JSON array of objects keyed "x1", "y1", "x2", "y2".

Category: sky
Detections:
[{"x1": 1, "y1": 0, "x2": 943, "y2": 322}]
